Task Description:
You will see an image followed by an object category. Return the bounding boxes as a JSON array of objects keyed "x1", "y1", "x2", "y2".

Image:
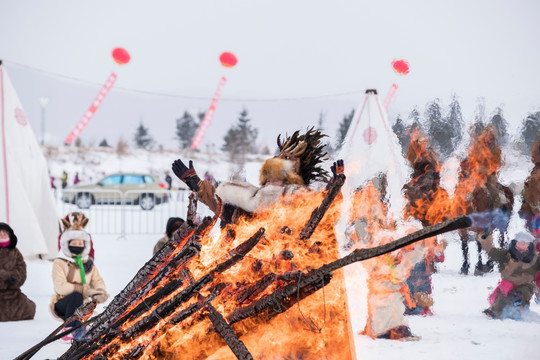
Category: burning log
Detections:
[
  {"x1": 61, "y1": 201, "x2": 223, "y2": 360},
  {"x1": 14, "y1": 301, "x2": 97, "y2": 360},
  {"x1": 207, "y1": 302, "x2": 253, "y2": 360},
  {"x1": 227, "y1": 215, "x2": 471, "y2": 325},
  {"x1": 121, "y1": 228, "x2": 265, "y2": 340},
  {"x1": 68, "y1": 228, "x2": 265, "y2": 360},
  {"x1": 300, "y1": 173, "x2": 345, "y2": 240}
]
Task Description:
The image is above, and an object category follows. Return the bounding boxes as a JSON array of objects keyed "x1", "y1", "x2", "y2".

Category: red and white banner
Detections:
[
  {"x1": 190, "y1": 75, "x2": 227, "y2": 149},
  {"x1": 383, "y1": 83, "x2": 398, "y2": 110},
  {"x1": 64, "y1": 72, "x2": 118, "y2": 145}
]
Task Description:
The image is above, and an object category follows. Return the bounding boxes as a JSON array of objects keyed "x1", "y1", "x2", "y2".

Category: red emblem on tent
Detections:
[
  {"x1": 112, "y1": 47, "x2": 131, "y2": 65},
  {"x1": 219, "y1": 52, "x2": 237, "y2": 68},
  {"x1": 363, "y1": 127, "x2": 377, "y2": 145},
  {"x1": 391, "y1": 59, "x2": 410, "y2": 75},
  {"x1": 14, "y1": 107, "x2": 27, "y2": 126}
]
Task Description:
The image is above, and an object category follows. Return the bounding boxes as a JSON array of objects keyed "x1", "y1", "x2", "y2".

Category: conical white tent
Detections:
[
  {"x1": 0, "y1": 63, "x2": 59, "y2": 259},
  {"x1": 336, "y1": 89, "x2": 411, "y2": 351},
  {"x1": 338, "y1": 88, "x2": 410, "y2": 217}
]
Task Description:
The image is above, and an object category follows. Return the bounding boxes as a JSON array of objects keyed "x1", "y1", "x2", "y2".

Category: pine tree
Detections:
[
  {"x1": 335, "y1": 109, "x2": 354, "y2": 151},
  {"x1": 488, "y1": 107, "x2": 509, "y2": 146},
  {"x1": 392, "y1": 115, "x2": 409, "y2": 155},
  {"x1": 99, "y1": 138, "x2": 110, "y2": 147},
  {"x1": 133, "y1": 121, "x2": 154, "y2": 149},
  {"x1": 408, "y1": 107, "x2": 423, "y2": 131},
  {"x1": 519, "y1": 111, "x2": 540, "y2": 155},
  {"x1": 426, "y1": 96, "x2": 463, "y2": 159},
  {"x1": 221, "y1": 109, "x2": 259, "y2": 164},
  {"x1": 175, "y1": 111, "x2": 201, "y2": 149}
]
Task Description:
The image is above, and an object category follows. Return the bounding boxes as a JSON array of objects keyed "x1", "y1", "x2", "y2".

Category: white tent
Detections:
[
  {"x1": 336, "y1": 89, "x2": 412, "y2": 351},
  {"x1": 337, "y1": 88, "x2": 410, "y2": 218},
  {"x1": 0, "y1": 63, "x2": 59, "y2": 259}
]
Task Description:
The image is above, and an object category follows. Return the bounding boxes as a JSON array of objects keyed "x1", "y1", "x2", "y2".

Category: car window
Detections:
[
  {"x1": 144, "y1": 175, "x2": 155, "y2": 183},
  {"x1": 101, "y1": 175, "x2": 122, "y2": 185},
  {"x1": 123, "y1": 175, "x2": 144, "y2": 184}
]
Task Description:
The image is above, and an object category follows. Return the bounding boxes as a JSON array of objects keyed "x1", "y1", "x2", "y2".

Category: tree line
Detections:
[{"x1": 94, "y1": 96, "x2": 539, "y2": 161}]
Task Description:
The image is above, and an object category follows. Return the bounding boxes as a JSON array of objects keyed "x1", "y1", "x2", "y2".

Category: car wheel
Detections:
[
  {"x1": 76, "y1": 193, "x2": 93, "y2": 209},
  {"x1": 140, "y1": 194, "x2": 155, "y2": 210}
]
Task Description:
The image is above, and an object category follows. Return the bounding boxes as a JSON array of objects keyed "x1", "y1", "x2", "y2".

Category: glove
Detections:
[
  {"x1": 5, "y1": 276, "x2": 16, "y2": 287},
  {"x1": 172, "y1": 159, "x2": 202, "y2": 192},
  {"x1": 91, "y1": 289, "x2": 109, "y2": 304},
  {"x1": 330, "y1": 159, "x2": 344, "y2": 179},
  {"x1": 86, "y1": 287, "x2": 103, "y2": 298}
]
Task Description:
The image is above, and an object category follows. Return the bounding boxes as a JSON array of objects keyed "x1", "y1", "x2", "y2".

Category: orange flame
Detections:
[{"x1": 93, "y1": 190, "x2": 354, "y2": 360}]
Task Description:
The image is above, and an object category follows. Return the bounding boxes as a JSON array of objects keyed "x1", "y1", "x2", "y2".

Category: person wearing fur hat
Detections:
[
  {"x1": 0, "y1": 223, "x2": 36, "y2": 322},
  {"x1": 51, "y1": 226, "x2": 108, "y2": 340},
  {"x1": 58, "y1": 212, "x2": 95, "y2": 261},
  {"x1": 172, "y1": 127, "x2": 337, "y2": 224},
  {"x1": 478, "y1": 231, "x2": 540, "y2": 321}
]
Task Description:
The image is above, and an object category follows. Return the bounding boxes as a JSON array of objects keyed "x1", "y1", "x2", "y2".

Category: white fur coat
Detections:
[{"x1": 216, "y1": 181, "x2": 305, "y2": 213}]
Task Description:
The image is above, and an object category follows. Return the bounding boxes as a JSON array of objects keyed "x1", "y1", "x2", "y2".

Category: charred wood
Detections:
[
  {"x1": 122, "y1": 228, "x2": 265, "y2": 340},
  {"x1": 71, "y1": 228, "x2": 265, "y2": 360},
  {"x1": 300, "y1": 174, "x2": 345, "y2": 240},
  {"x1": 207, "y1": 302, "x2": 254, "y2": 360},
  {"x1": 228, "y1": 215, "x2": 471, "y2": 325},
  {"x1": 62, "y1": 205, "x2": 222, "y2": 360}
]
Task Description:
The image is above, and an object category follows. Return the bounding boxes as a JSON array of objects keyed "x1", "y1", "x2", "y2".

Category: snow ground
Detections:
[{"x1": 2, "y1": 232, "x2": 539, "y2": 360}]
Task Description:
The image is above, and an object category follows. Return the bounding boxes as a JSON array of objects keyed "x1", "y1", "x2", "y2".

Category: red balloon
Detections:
[
  {"x1": 392, "y1": 59, "x2": 410, "y2": 75},
  {"x1": 112, "y1": 47, "x2": 131, "y2": 65},
  {"x1": 219, "y1": 52, "x2": 237, "y2": 68}
]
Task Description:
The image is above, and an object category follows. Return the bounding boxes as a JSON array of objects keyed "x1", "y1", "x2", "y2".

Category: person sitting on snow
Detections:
[
  {"x1": 153, "y1": 217, "x2": 185, "y2": 255},
  {"x1": 50, "y1": 225, "x2": 108, "y2": 341},
  {"x1": 478, "y1": 231, "x2": 540, "y2": 321},
  {"x1": 0, "y1": 222, "x2": 36, "y2": 322}
]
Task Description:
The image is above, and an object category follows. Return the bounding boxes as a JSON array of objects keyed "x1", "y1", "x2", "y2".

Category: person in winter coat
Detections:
[
  {"x1": 50, "y1": 226, "x2": 108, "y2": 339},
  {"x1": 171, "y1": 128, "x2": 355, "y2": 359},
  {"x1": 0, "y1": 223, "x2": 36, "y2": 322},
  {"x1": 478, "y1": 231, "x2": 540, "y2": 321},
  {"x1": 172, "y1": 127, "x2": 334, "y2": 223},
  {"x1": 345, "y1": 177, "x2": 424, "y2": 341},
  {"x1": 58, "y1": 212, "x2": 95, "y2": 261},
  {"x1": 153, "y1": 217, "x2": 185, "y2": 255},
  {"x1": 61, "y1": 170, "x2": 68, "y2": 189},
  {"x1": 402, "y1": 129, "x2": 449, "y2": 316},
  {"x1": 519, "y1": 135, "x2": 540, "y2": 236}
]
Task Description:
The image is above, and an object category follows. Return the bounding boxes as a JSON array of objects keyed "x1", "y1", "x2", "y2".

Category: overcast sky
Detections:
[{"x1": 1, "y1": 0, "x2": 539, "y2": 150}]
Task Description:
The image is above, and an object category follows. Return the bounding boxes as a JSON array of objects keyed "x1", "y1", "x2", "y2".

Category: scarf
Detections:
[{"x1": 73, "y1": 254, "x2": 87, "y2": 285}]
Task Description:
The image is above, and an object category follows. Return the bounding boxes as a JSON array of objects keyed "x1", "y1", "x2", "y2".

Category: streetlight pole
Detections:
[{"x1": 39, "y1": 97, "x2": 48, "y2": 145}]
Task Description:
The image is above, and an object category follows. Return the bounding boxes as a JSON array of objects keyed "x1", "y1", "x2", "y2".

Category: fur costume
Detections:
[{"x1": 0, "y1": 223, "x2": 36, "y2": 322}]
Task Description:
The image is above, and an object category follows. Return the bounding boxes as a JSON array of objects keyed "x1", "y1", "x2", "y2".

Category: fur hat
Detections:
[
  {"x1": 259, "y1": 158, "x2": 304, "y2": 186},
  {"x1": 0, "y1": 222, "x2": 17, "y2": 249},
  {"x1": 276, "y1": 127, "x2": 329, "y2": 184},
  {"x1": 61, "y1": 212, "x2": 89, "y2": 232}
]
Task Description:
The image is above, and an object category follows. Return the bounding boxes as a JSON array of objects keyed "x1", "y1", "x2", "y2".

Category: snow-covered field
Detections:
[{"x1": 2, "y1": 145, "x2": 539, "y2": 359}]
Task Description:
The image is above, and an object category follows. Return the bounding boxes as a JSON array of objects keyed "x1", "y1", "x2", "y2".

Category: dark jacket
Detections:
[{"x1": 0, "y1": 223, "x2": 36, "y2": 322}]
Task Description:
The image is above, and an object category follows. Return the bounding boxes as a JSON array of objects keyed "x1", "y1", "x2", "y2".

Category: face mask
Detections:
[
  {"x1": 0, "y1": 239, "x2": 9, "y2": 248},
  {"x1": 69, "y1": 245, "x2": 85, "y2": 255}
]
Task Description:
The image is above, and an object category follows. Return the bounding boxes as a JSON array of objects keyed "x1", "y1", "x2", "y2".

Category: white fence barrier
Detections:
[{"x1": 57, "y1": 189, "x2": 213, "y2": 237}]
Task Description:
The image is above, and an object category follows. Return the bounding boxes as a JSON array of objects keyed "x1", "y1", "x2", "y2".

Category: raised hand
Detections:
[{"x1": 172, "y1": 159, "x2": 202, "y2": 191}]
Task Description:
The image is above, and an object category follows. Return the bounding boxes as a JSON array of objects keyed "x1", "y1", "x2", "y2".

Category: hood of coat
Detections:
[
  {"x1": 59, "y1": 229, "x2": 91, "y2": 260},
  {"x1": 0, "y1": 222, "x2": 17, "y2": 249}
]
